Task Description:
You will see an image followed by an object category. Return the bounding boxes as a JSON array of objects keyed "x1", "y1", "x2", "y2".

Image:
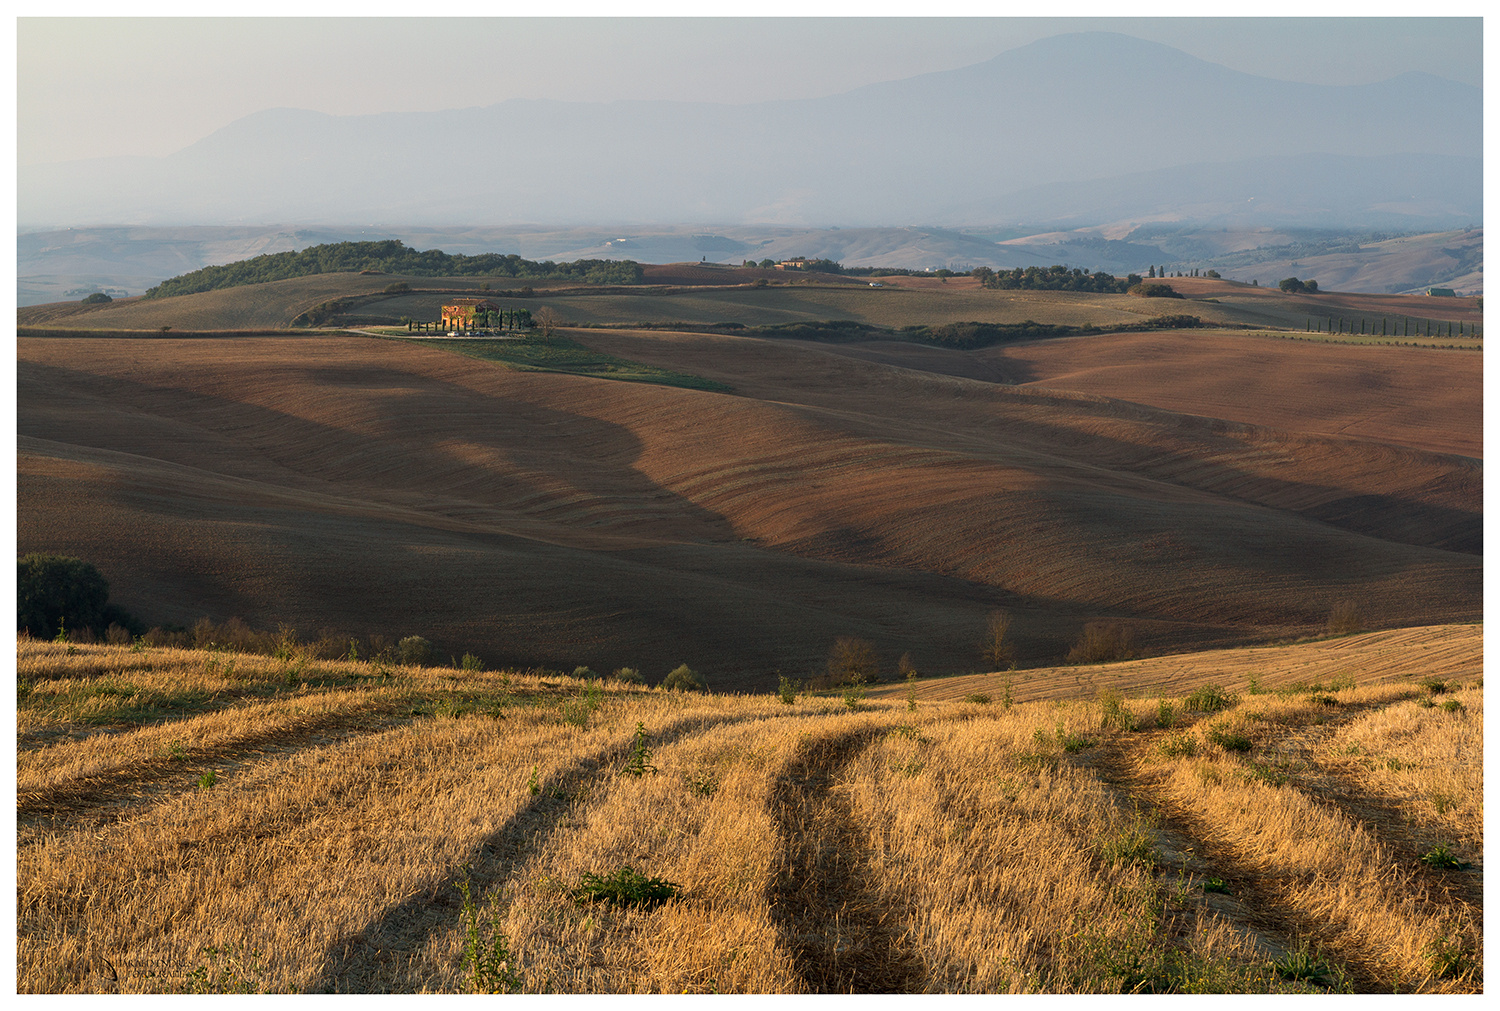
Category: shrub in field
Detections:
[
  {"x1": 1418, "y1": 844, "x2": 1469, "y2": 870},
  {"x1": 964, "y1": 693, "x2": 992, "y2": 705},
  {"x1": 17, "y1": 554, "x2": 109, "y2": 638},
  {"x1": 621, "y1": 723, "x2": 657, "y2": 776},
  {"x1": 1183, "y1": 684, "x2": 1236, "y2": 712},
  {"x1": 1273, "y1": 939, "x2": 1345, "y2": 989},
  {"x1": 1155, "y1": 700, "x2": 1176, "y2": 728},
  {"x1": 1126, "y1": 282, "x2": 1183, "y2": 299},
  {"x1": 1424, "y1": 932, "x2": 1476, "y2": 980},
  {"x1": 560, "y1": 680, "x2": 604, "y2": 728},
  {"x1": 573, "y1": 866, "x2": 680, "y2": 909},
  {"x1": 1098, "y1": 688, "x2": 1137, "y2": 731},
  {"x1": 458, "y1": 874, "x2": 523, "y2": 993},
  {"x1": 1205, "y1": 723, "x2": 1252, "y2": 753},
  {"x1": 612, "y1": 666, "x2": 643, "y2": 684},
  {"x1": 1157, "y1": 732, "x2": 1197, "y2": 758},
  {"x1": 459, "y1": 652, "x2": 484, "y2": 673},
  {"x1": 398, "y1": 636, "x2": 433, "y2": 666},
  {"x1": 827, "y1": 636, "x2": 879, "y2": 686},
  {"x1": 661, "y1": 664, "x2": 705, "y2": 692},
  {"x1": 572, "y1": 666, "x2": 596, "y2": 680},
  {"x1": 777, "y1": 673, "x2": 799, "y2": 705},
  {"x1": 1067, "y1": 622, "x2": 1137, "y2": 664}
]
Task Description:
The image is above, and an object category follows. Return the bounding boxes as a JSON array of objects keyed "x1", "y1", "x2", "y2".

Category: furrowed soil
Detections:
[
  {"x1": 16, "y1": 634, "x2": 1481, "y2": 993},
  {"x1": 18, "y1": 329, "x2": 1479, "y2": 688},
  {"x1": 790, "y1": 330, "x2": 1482, "y2": 459}
]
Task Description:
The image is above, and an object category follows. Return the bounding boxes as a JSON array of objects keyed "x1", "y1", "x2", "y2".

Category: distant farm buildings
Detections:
[
  {"x1": 441, "y1": 297, "x2": 502, "y2": 328},
  {"x1": 775, "y1": 259, "x2": 814, "y2": 270}
]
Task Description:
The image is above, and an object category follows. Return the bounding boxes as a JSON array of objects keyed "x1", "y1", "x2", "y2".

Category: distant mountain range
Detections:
[{"x1": 19, "y1": 32, "x2": 1481, "y2": 233}]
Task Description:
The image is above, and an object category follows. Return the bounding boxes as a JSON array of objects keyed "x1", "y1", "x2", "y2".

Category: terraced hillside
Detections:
[
  {"x1": 16, "y1": 631, "x2": 1481, "y2": 993},
  {"x1": 17, "y1": 330, "x2": 1480, "y2": 687}
]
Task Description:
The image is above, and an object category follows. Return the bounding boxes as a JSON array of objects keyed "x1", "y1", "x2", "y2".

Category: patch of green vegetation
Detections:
[
  {"x1": 1056, "y1": 882, "x2": 1322, "y2": 993},
  {"x1": 1418, "y1": 844, "x2": 1470, "y2": 871},
  {"x1": 1097, "y1": 814, "x2": 1158, "y2": 867},
  {"x1": 416, "y1": 337, "x2": 731, "y2": 392},
  {"x1": 183, "y1": 944, "x2": 265, "y2": 994},
  {"x1": 1158, "y1": 732, "x2": 1198, "y2": 759},
  {"x1": 1273, "y1": 938, "x2": 1347, "y2": 989},
  {"x1": 458, "y1": 872, "x2": 524, "y2": 993},
  {"x1": 1423, "y1": 931, "x2": 1477, "y2": 981},
  {"x1": 146, "y1": 240, "x2": 644, "y2": 298},
  {"x1": 1037, "y1": 722, "x2": 1094, "y2": 753},
  {"x1": 1243, "y1": 761, "x2": 1289, "y2": 787},
  {"x1": 1183, "y1": 685, "x2": 1236, "y2": 713},
  {"x1": 1205, "y1": 723, "x2": 1252, "y2": 753},
  {"x1": 573, "y1": 866, "x2": 681, "y2": 909},
  {"x1": 23, "y1": 679, "x2": 222, "y2": 726},
  {"x1": 620, "y1": 723, "x2": 658, "y2": 777}
]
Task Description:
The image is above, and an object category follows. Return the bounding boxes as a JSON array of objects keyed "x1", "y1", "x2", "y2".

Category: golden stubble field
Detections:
[
  {"x1": 15, "y1": 626, "x2": 1481, "y2": 993},
  {"x1": 17, "y1": 330, "x2": 1480, "y2": 687}
]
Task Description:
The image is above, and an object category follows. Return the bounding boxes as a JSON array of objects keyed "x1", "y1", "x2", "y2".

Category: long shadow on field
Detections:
[
  {"x1": 307, "y1": 711, "x2": 746, "y2": 994},
  {"x1": 1081, "y1": 700, "x2": 1431, "y2": 993},
  {"x1": 766, "y1": 727, "x2": 923, "y2": 993}
]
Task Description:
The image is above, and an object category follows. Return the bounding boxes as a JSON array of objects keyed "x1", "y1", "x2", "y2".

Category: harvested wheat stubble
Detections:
[{"x1": 16, "y1": 629, "x2": 1479, "y2": 994}]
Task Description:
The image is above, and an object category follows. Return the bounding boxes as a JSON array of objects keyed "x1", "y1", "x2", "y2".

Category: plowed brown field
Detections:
[
  {"x1": 794, "y1": 330, "x2": 1481, "y2": 458},
  {"x1": 18, "y1": 328, "x2": 1478, "y2": 692}
]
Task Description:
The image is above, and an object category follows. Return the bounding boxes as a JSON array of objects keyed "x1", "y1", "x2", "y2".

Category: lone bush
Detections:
[
  {"x1": 18, "y1": 554, "x2": 111, "y2": 638},
  {"x1": 81, "y1": 292, "x2": 113, "y2": 304},
  {"x1": 661, "y1": 664, "x2": 705, "y2": 692},
  {"x1": 1127, "y1": 283, "x2": 1183, "y2": 299},
  {"x1": 612, "y1": 666, "x2": 643, "y2": 684},
  {"x1": 398, "y1": 636, "x2": 433, "y2": 666},
  {"x1": 1066, "y1": 622, "x2": 1137, "y2": 664},
  {"x1": 827, "y1": 636, "x2": 879, "y2": 686}
]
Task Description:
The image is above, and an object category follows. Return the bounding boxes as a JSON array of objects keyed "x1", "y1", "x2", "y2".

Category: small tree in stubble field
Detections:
[
  {"x1": 1067, "y1": 622, "x2": 1137, "y2": 664},
  {"x1": 981, "y1": 610, "x2": 1015, "y2": 671},
  {"x1": 827, "y1": 636, "x2": 879, "y2": 687}
]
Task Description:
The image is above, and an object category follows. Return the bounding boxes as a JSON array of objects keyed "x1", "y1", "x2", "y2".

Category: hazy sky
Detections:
[{"x1": 15, "y1": 12, "x2": 1486, "y2": 167}]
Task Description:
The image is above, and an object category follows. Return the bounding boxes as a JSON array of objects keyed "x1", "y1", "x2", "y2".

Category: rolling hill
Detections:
[
  {"x1": 17, "y1": 316, "x2": 1480, "y2": 690},
  {"x1": 16, "y1": 224, "x2": 1485, "y2": 308}
]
